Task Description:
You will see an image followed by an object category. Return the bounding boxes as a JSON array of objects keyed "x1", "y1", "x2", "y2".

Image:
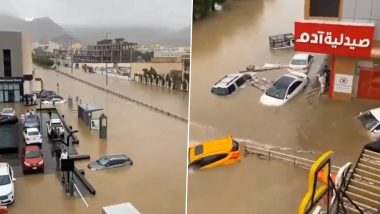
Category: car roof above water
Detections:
[
  {"x1": 26, "y1": 127, "x2": 39, "y2": 132},
  {"x1": 369, "y1": 108, "x2": 380, "y2": 121},
  {"x1": 51, "y1": 118, "x2": 62, "y2": 123},
  {"x1": 106, "y1": 154, "x2": 129, "y2": 160},
  {"x1": 213, "y1": 73, "x2": 246, "y2": 88}
]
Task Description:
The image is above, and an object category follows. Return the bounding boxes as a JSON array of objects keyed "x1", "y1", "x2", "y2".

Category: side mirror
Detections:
[
  {"x1": 12, "y1": 178, "x2": 16, "y2": 182},
  {"x1": 286, "y1": 95, "x2": 290, "y2": 99}
]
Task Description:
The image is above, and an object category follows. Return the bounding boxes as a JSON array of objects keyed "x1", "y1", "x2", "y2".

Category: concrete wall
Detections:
[
  {"x1": 332, "y1": 56, "x2": 357, "y2": 100},
  {"x1": 342, "y1": 0, "x2": 380, "y2": 40},
  {"x1": 0, "y1": 32, "x2": 23, "y2": 77},
  {"x1": 21, "y1": 33, "x2": 33, "y2": 75}
]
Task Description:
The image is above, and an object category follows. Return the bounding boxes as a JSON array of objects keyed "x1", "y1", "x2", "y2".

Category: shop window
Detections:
[
  {"x1": 310, "y1": 0, "x2": 340, "y2": 18},
  {"x1": 3, "y1": 49, "x2": 12, "y2": 77}
]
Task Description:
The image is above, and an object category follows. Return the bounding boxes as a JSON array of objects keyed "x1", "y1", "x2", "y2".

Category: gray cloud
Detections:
[{"x1": 0, "y1": 0, "x2": 191, "y2": 29}]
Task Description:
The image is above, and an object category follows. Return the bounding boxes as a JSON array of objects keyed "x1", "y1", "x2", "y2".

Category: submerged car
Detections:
[
  {"x1": 188, "y1": 136, "x2": 241, "y2": 169},
  {"x1": 0, "y1": 115, "x2": 18, "y2": 125},
  {"x1": 211, "y1": 73, "x2": 252, "y2": 96},
  {"x1": 0, "y1": 163, "x2": 15, "y2": 205},
  {"x1": 260, "y1": 72, "x2": 309, "y2": 106},
  {"x1": 0, "y1": 108, "x2": 15, "y2": 117},
  {"x1": 88, "y1": 154, "x2": 133, "y2": 170},
  {"x1": 357, "y1": 108, "x2": 380, "y2": 138},
  {"x1": 23, "y1": 115, "x2": 40, "y2": 129},
  {"x1": 23, "y1": 128, "x2": 42, "y2": 145},
  {"x1": 22, "y1": 145, "x2": 44, "y2": 173},
  {"x1": 288, "y1": 54, "x2": 314, "y2": 73},
  {"x1": 42, "y1": 97, "x2": 66, "y2": 105},
  {"x1": 47, "y1": 118, "x2": 65, "y2": 138}
]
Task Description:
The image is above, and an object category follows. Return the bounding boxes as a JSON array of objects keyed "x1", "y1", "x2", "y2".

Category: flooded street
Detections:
[
  {"x1": 188, "y1": 0, "x2": 380, "y2": 213},
  {"x1": 4, "y1": 64, "x2": 188, "y2": 213}
]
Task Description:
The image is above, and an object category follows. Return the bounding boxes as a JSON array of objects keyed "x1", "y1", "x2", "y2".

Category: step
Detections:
[
  {"x1": 352, "y1": 173, "x2": 380, "y2": 187},
  {"x1": 360, "y1": 158, "x2": 380, "y2": 169},
  {"x1": 355, "y1": 168, "x2": 380, "y2": 181},
  {"x1": 362, "y1": 153, "x2": 380, "y2": 163},
  {"x1": 346, "y1": 191, "x2": 380, "y2": 208},
  {"x1": 347, "y1": 185, "x2": 380, "y2": 203},
  {"x1": 342, "y1": 197, "x2": 378, "y2": 213},
  {"x1": 363, "y1": 149, "x2": 380, "y2": 159},
  {"x1": 341, "y1": 205, "x2": 362, "y2": 214},
  {"x1": 357, "y1": 163, "x2": 380, "y2": 176},
  {"x1": 350, "y1": 179, "x2": 380, "y2": 195}
]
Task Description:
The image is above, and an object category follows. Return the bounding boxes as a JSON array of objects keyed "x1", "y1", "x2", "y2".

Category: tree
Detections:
[
  {"x1": 142, "y1": 67, "x2": 158, "y2": 77},
  {"x1": 32, "y1": 56, "x2": 55, "y2": 67}
]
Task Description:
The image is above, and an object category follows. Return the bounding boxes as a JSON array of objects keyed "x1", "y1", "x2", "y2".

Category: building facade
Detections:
[
  {"x1": 297, "y1": 0, "x2": 380, "y2": 101},
  {"x1": 0, "y1": 31, "x2": 35, "y2": 103},
  {"x1": 75, "y1": 38, "x2": 137, "y2": 63}
]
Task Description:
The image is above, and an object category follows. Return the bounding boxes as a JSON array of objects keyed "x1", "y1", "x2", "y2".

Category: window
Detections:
[
  {"x1": 3, "y1": 49, "x2": 12, "y2": 77},
  {"x1": 231, "y1": 140, "x2": 239, "y2": 152},
  {"x1": 194, "y1": 145, "x2": 203, "y2": 156},
  {"x1": 235, "y1": 77, "x2": 246, "y2": 87},
  {"x1": 190, "y1": 154, "x2": 228, "y2": 168},
  {"x1": 288, "y1": 81, "x2": 302, "y2": 95},
  {"x1": 227, "y1": 84, "x2": 236, "y2": 94},
  {"x1": 309, "y1": 0, "x2": 340, "y2": 18},
  {"x1": 374, "y1": 124, "x2": 380, "y2": 131}
]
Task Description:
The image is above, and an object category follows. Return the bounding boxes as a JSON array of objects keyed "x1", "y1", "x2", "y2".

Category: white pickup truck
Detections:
[{"x1": 47, "y1": 118, "x2": 65, "y2": 138}]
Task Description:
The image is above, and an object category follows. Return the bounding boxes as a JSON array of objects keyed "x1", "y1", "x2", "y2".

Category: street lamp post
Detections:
[
  {"x1": 70, "y1": 38, "x2": 73, "y2": 74},
  {"x1": 105, "y1": 32, "x2": 111, "y2": 86},
  {"x1": 39, "y1": 89, "x2": 46, "y2": 130}
]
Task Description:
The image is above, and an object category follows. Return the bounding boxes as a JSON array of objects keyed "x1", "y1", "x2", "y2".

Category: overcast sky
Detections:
[{"x1": 0, "y1": 0, "x2": 191, "y2": 29}]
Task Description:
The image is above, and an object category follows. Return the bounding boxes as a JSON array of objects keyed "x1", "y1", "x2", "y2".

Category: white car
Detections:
[
  {"x1": 357, "y1": 108, "x2": 380, "y2": 138},
  {"x1": 47, "y1": 118, "x2": 65, "y2": 138},
  {"x1": 23, "y1": 128, "x2": 42, "y2": 145},
  {"x1": 42, "y1": 98, "x2": 66, "y2": 105},
  {"x1": 288, "y1": 54, "x2": 314, "y2": 73},
  {"x1": 0, "y1": 163, "x2": 16, "y2": 205},
  {"x1": 260, "y1": 72, "x2": 309, "y2": 106},
  {"x1": 211, "y1": 73, "x2": 252, "y2": 96},
  {"x1": 0, "y1": 108, "x2": 15, "y2": 116}
]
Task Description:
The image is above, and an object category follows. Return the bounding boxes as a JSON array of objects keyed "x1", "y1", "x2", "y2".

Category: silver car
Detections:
[{"x1": 88, "y1": 154, "x2": 133, "y2": 170}]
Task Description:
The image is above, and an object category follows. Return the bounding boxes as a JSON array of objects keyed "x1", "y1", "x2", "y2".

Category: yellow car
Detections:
[{"x1": 188, "y1": 136, "x2": 241, "y2": 169}]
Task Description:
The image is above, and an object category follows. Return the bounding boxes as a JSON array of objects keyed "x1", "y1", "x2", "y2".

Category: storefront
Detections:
[
  {"x1": 0, "y1": 78, "x2": 24, "y2": 102},
  {"x1": 294, "y1": 20, "x2": 380, "y2": 101}
]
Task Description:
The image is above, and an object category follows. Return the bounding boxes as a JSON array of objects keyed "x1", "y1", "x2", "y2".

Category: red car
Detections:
[{"x1": 22, "y1": 145, "x2": 44, "y2": 173}]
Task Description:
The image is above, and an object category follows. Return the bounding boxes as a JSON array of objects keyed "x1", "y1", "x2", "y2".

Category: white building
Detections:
[
  {"x1": 152, "y1": 47, "x2": 190, "y2": 62},
  {"x1": 0, "y1": 31, "x2": 36, "y2": 102}
]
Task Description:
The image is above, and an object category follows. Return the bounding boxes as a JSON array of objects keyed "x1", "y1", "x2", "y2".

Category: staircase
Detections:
[{"x1": 341, "y1": 144, "x2": 380, "y2": 214}]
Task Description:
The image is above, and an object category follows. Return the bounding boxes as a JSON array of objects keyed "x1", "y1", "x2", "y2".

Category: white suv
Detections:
[
  {"x1": 47, "y1": 119, "x2": 65, "y2": 138},
  {"x1": 211, "y1": 73, "x2": 252, "y2": 96},
  {"x1": 0, "y1": 163, "x2": 15, "y2": 205}
]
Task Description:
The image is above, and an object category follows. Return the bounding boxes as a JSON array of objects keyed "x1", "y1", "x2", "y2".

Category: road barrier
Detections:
[{"x1": 56, "y1": 70, "x2": 188, "y2": 123}]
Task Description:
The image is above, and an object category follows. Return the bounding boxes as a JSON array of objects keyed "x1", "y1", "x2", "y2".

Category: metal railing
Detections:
[{"x1": 244, "y1": 144, "x2": 341, "y2": 172}]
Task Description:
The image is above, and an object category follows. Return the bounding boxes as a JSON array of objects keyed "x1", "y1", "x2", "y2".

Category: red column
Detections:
[{"x1": 329, "y1": 55, "x2": 336, "y2": 98}]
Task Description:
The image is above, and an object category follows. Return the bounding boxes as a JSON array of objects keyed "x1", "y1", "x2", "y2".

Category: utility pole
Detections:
[
  {"x1": 105, "y1": 32, "x2": 111, "y2": 86},
  {"x1": 70, "y1": 37, "x2": 73, "y2": 74},
  {"x1": 130, "y1": 44, "x2": 133, "y2": 73}
]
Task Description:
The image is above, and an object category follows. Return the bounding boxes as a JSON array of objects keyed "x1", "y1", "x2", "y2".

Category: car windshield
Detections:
[
  {"x1": 2, "y1": 109, "x2": 13, "y2": 114},
  {"x1": 358, "y1": 111, "x2": 379, "y2": 130},
  {"x1": 25, "y1": 151, "x2": 42, "y2": 158},
  {"x1": 25, "y1": 116, "x2": 38, "y2": 123},
  {"x1": 0, "y1": 175, "x2": 10, "y2": 186},
  {"x1": 97, "y1": 157, "x2": 110, "y2": 166},
  {"x1": 211, "y1": 87, "x2": 229, "y2": 96},
  {"x1": 291, "y1": 59, "x2": 307, "y2": 65},
  {"x1": 28, "y1": 131, "x2": 40, "y2": 136},
  {"x1": 265, "y1": 76, "x2": 294, "y2": 99}
]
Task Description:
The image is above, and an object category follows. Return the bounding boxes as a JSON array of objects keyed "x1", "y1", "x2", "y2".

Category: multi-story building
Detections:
[
  {"x1": 0, "y1": 31, "x2": 36, "y2": 103},
  {"x1": 152, "y1": 47, "x2": 190, "y2": 63},
  {"x1": 76, "y1": 38, "x2": 138, "y2": 63},
  {"x1": 295, "y1": 0, "x2": 380, "y2": 101}
]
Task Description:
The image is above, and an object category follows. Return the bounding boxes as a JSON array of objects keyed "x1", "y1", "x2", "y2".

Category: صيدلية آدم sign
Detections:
[
  {"x1": 294, "y1": 21, "x2": 375, "y2": 58},
  {"x1": 334, "y1": 74, "x2": 353, "y2": 94}
]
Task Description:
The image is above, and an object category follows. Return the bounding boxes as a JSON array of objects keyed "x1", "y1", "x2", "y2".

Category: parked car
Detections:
[
  {"x1": 0, "y1": 115, "x2": 18, "y2": 125},
  {"x1": 22, "y1": 145, "x2": 44, "y2": 173},
  {"x1": 260, "y1": 71, "x2": 309, "y2": 106},
  {"x1": 23, "y1": 115, "x2": 40, "y2": 129},
  {"x1": 0, "y1": 108, "x2": 15, "y2": 116},
  {"x1": 288, "y1": 53, "x2": 314, "y2": 73},
  {"x1": 39, "y1": 90, "x2": 56, "y2": 99},
  {"x1": 88, "y1": 154, "x2": 133, "y2": 170},
  {"x1": 357, "y1": 108, "x2": 380, "y2": 138},
  {"x1": 211, "y1": 73, "x2": 252, "y2": 96},
  {"x1": 23, "y1": 128, "x2": 42, "y2": 145},
  {"x1": 0, "y1": 163, "x2": 16, "y2": 205},
  {"x1": 47, "y1": 118, "x2": 65, "y2": 138},
  {"x1": 188, "y1": 136, "x2": 241, "y2": 169},
  {"x1": 42, "y1": 97, "x2": 66, "y2": 105}
]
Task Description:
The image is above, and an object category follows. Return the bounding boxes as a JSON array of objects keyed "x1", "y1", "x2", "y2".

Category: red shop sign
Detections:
[{"x1": 294, "y1": 21, "x2": 375, "y2": 58}]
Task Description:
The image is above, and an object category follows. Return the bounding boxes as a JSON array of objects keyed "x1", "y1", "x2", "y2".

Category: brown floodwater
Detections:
[
  {"x1": 188, "y1": 0, "x2": 380, "y2": 213},
  {"x1": 5, "y1": 64, "x2": 188, "y2": 213}
]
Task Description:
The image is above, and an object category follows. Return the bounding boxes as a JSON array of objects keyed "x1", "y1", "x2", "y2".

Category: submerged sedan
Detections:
[
  {"x1": 260, "y1": 71, "x2": 309, "y2": 106},
  {"x1": 357, "y1": 108, "x2": 380, "y2": 138},
  {"x1": 88, "y1": 154, "x2": 133, "y2": 170}
]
